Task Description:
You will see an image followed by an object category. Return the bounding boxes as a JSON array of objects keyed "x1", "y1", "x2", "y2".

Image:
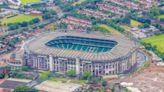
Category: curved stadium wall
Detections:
[{"x1": 23, "y1": 32, "x2": 138, "y2": 76}]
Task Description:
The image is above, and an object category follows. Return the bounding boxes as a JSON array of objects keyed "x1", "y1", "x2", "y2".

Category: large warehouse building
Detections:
[{"x1": 23, "y1": 31, "x2": 138, "y2": 76}]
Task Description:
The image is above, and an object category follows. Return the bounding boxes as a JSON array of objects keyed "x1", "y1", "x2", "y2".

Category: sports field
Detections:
[
  {"x1": 98, "y1": 24, "x2": 122, "y2": 36},
  {"x1": 158, "y1": 15, "x2": 164, "y2": 19},
  {"x1": 130, "y1": 20, "x2": 141, "y2": 27},
  {"x1": 0, "y1": 15, "x2": 42, "y2": 24},
  {"x1": 20, "y1": 0, "x2": 41, "y2": 5},
  {"x1": 142, "y1": 34, "x2": 164, "y2": 53}
]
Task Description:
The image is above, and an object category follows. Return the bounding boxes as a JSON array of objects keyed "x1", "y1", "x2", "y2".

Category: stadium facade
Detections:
[{"x1": 23, "y1": 32, "x2": 138, "y2": 76}]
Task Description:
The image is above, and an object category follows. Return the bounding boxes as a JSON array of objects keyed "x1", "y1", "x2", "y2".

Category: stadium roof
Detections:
[
  {"x1": 45, "y1": 36, "x2": 118, "y2": 53},
  {"x1": 24, "y1": 31, "x2": 136, "y2": 61}
]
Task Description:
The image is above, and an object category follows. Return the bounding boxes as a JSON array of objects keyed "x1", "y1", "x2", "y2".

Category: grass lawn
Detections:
[
  {"x1": 39, "y1": 71, "x2": 50, "y2": 80},
  {"x1": 120, "y1": 25, "x2": 131, "y2": 31},
  {"x1": 142, "y1": 34, "x2": 164, "y2": 53},
  {"x1": 70, "y1": 80, "x2": 87, "y2": 85},
  {"x1": 130, "y1": 20, "x2": 141, "y2": 27},
  {"x1": 49, "y1": 78, "x2": 69, "y2": 82},
  {"x1": 98, "y1": 24, "x2": 122, "y2": 36},
  {"x1": 158, "y1": 15, "x2": 164, "y2": 19},
  {"x1": 20, "y1": 0, "x2": 41, "y2": 5},
  {"x1": 72, "y1": 0, "x2": 86, "y2": 6},
  {"x1": 49, "y1": 78, "x2": 87, "y2": 85},
  {"x1": 0, "y1": 15, "x2": 42, "y2": 24}
]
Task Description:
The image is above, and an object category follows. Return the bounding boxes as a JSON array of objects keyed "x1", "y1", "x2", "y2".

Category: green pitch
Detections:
[{"x1": 142, "y1": 34, "x2": 164, "y2": 53}]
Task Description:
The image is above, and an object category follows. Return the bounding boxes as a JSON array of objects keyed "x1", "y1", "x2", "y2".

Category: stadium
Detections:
[{"x1": 23, "y1": 31, "x2": 138, "y2": 76}]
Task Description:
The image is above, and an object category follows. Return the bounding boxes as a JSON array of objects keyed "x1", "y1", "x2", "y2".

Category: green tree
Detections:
[
  {"x1": 39, "y1": 71, "x2": 50, "y2": 80},
  {"x1": 0, "y1": 73, "x2": 5, "y2": 79},
  {"x1": 31, "y1": 18, "x2": 40, "y2": 24},
  {"x1": 8, "y1": 71, "x2": 17, "y2": 78},
  {"x1": 83, "y1": 71, "x2": 92, "y2": 80},
  {"x1": 20, "y1": 21, "x2": 28, "y2": 27},
  {"x1": 138, "y1": 23, "x2": 150, "y2": 29},
  {"x1": 8, "y1": 24, "x2": 19, "y2": 30},
  {"x1": 121, "y1": 14, "x2": 131, "y2": 24},
  {"x1": 148, "y1": 5, "x2": 160, "y2": 18},
  {"x1": 13, "y1": 85, "x2": 38, "y2": 92},
  {"x1": 13, "y1": 85, "x2": 29, "y2": 92},
  {"x1": 22, "y1": 66, "x2": 29, "y2": 71},
  {"x1": 101, "y1": 79, "x2": 107, "y2": 87},
  {"x1": 58, "y1": 22, "x2": 68, "y2": 29},
  {"x1": 67, "y1": 69, "x2": 76, "y2": 77}
]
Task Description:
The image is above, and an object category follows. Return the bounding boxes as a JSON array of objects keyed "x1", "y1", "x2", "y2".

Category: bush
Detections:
[
  {"x1": 138, "y1": 23, "x2": 150, "y2": 29},
  {"x1": 31, "y1": 18, "x2": 40, "y2": 24},
  {"x1": 101, "y1": 79, "x2": 107, "y2": 87},
  {"x1": 67, "y1": 69, "x2": 76, "y2": 77},
  {"x1": 13, "y1": 85, "x2": 38, "y2": 92},
  {"x1": 0, "y1": 73, "x2": 5, "y2": 79},
  {"x1": 22, "y1": 66, "x2": 29, "y2": 71},
  {"x1": 83, "y1": 71, "x2": 92, "y2": 80},
  {"x1": 39, "y1": 71, "x2": 50, "y2": 80}
]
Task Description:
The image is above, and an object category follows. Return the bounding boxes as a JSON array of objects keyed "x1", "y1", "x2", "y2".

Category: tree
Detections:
[
  {"x1": 9, "y1": 37, "x2": 22, "y2": 46},
  {"x1": 58, "y1": 22, "x2": 68, "y2": 29},
  {"x1": 13, "y1": 85, "x2": 29, "y2": 92},
  {"x1": 13, "y1": 85, "x2": 38, "y2": 92},
  {"x1": 0, "y1": 73, "x2": 5, "y2": 79},
  {"x1": 138, "y1": 23, "x2": 150, "y2": 29},
  {"x1": 121, "y1": 14, "x2": 131, "y2": 24},
  {"x1": 8, "y1": 71, "x2": 17, "y2": 78},
  {"x1": 67, "y1": 69, "x2": 76, "y2": 77},
  {"x1": 42, "y1": 10, "x2": 56, "y2": 20},
  {"x1": 20, "y1": 21, "x2": 28, "y2": 27},
  {"x1": 8, "y1": 24, "x2": 19, "y2": 30},
  {"x1": 39, "y1": 71, "x2": 50, "y2": 80},
  {"x1": 101, "y1": 79, "x2": 107, "y2": 87},
  {"x1": 42, "y1": 13, "x2": 52, "y2": 20},
  {"x1": 153, "y1": 23, "x2": 164, "y2": 32},
  {"x1": 32, "y1": 18, "x2": 40, "y2": 24},
  {"x1": 160, "y1": 19, "x2": 164, "y2": 23},
  {"x1": 22, "y1": 66, "x2": 29, "y2": 71},
  {"x1": 148, "y1": 5, "x2": 160, "y2": 18},
  {"x1": 83, "y1": 71, "x2": 92, "y2": 80}
]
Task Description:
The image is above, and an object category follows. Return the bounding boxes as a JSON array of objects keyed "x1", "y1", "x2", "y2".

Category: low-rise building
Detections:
[
  {"x1": 0, "y1": 0, "x2": 6, "y2": 5},
  {"x1": 130, "y1": 26, "x2": 160, "y2": 38},
  {"x1": 78, "y1": 9, "x2": 109, "y2": 19},
  {"x1": 97, "y1": 3, "x2": 128, "y2": 16},
  {"x1": 30, "y1": 11, "x2": 42, "y2": 16},
  {"x1": 0, "y1": 9, "x2": 19, "y2": 18},
  {"x1": 62, "y1": 16, "x2": 92, "y2": 27},
  {"x1": 109, "y1": 0, "x2": 139, "y2": 10}
]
